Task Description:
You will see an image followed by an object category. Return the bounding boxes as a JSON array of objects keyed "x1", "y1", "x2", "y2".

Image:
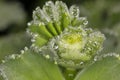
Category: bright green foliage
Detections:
[
  {"x1": 74, "y1": 55, "x2": 120, "y2": 80},
  {"x1": 0, "y1": 49, "x2": 64, "y2": 80}
]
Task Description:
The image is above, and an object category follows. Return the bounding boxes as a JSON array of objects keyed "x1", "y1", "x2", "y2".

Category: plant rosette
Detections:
[{"x1": 27, "y1": 1, "x2": 105, "y2": 69}]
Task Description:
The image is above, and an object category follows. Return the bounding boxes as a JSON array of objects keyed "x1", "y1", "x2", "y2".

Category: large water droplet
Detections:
[
  {"x1": 79, "y1": 17, "x2": 88, "y2": 26},
  {"x1": 83, "y1": 20, "x2": 88, "y2": 25},
  {"x1": 10, "y1": 54, "x2": 16, "y2": 59},
  {"x1": 2, "y1": 60, "x2": 5, "y2": 63},
  {"x1": 70, "y1": 5, "x2": 80, "y2": 18},
  {"x1": 54, "y1": 61, "x2": 58, "y2": 64},
  {"x1": 31, "y1": 39, "x2": 35, "y2": 42},
  {"x1": 94, "y1": 58, "x2": 97, "y2": 61},
  {"x1": 55, "y1": 1, "x2": 69, "y2": 15},
  {"x1": 80, "y1": 62, "x2": 84, "y2": 65},
  {"x1": 27, "y1": 22, "x2": 31, "y2": 26},
  {"x1": 55, "y1": 45, "x2": 59, "y2": 49},
  {"x1": 24, "y1": 47, "x2": 28, "y2": 51},
  {"x1": 20, "y1": 50, "x2": 24, "y2": 54},
  {"x1": 45, "y1": 55, "x2": 50, "y2": 59}
]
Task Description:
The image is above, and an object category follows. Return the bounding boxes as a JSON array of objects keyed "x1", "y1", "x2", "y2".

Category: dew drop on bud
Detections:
[
  {"x1": 31, "y1": 44, "x2": 35, "y2": 48},
  {"x1": 80, "y1": 62, "x2": 84, "y2": 65},
  {"x1": 20, "y1": 50, "x2": 24, "y2": 54},
  {"x1": 54, "y1": 61, "x2": 58, "y2": 64},
  {"x1": 45, "y1": 55, "x2": 50, "y2": 59},
  {"x1": 31, "y1": 39, "x2": 35, "y2": 42},
  {"x1": 24, "y1": 47, "x2": 28, "y2": 51},
  {"x1": 2, "y1": 60, "x2": 5, "y2": 63},
  {"x1": 10, "y1": 54, "x2": 16, "y2": 59},
  {"x1": 17, "y1": 55, "x2": 21, "y2": 58},
  {"x1": 27, "y1": 22, "x2": 31, "y2": 26},
  {"x1": 83, "y1": 20, "x2": 88, "y2": 25},
  {"x1": 70, "y1": 5, "x2": 80, "y2": 18},
  {"x1": 54, "y1": 45, "x2": 58, "y2": 49},
  {"x1": 94, "y1": 58, "x2": 97, "y2": 61}
]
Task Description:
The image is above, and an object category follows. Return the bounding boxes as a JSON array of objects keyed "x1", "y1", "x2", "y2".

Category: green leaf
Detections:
[
  {"x1": 0, "y1": 32, "x2": 31, "y2": 62},
  {"x1": 0, "y1": 50, "x2": 64, "y2": 80},
  {"x1": 74, "y1": 56, "x2": 120, "y2": 80}
]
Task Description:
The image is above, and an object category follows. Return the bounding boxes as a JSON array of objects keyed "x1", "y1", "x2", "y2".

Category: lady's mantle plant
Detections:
[
  {"x1": 28, "y1": 1, "x2": 105, "y2": 69},
  {"x1": 0, "y1": 1, "x2": 120, "y2": 80}
]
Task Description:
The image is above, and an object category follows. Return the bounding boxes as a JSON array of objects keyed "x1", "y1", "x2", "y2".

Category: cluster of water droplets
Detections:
[
  {"x1": 95, "y1": 53, "x2": 120, "y2": 61},
  {"x1": 0, "y1": 68, "x2": 8, "y2": 80},
  {"x1": 0, "y1": 46, "x2": 29, "y2": 65},
  {"x1": 43, "y1": 26, "x2": 105, "y2": 69},
  {"x1": 26, "y1": 1, "x2": 105, "y2": 69}
]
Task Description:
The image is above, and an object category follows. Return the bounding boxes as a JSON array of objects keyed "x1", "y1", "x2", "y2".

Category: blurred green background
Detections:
[{"x1": 0, "y1": 0, "x2": 120, "y2": 61}]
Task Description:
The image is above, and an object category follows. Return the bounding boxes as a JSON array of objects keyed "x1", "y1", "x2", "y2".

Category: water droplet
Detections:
[
  {"x1": 26, "y1": 29, "x2": 30, "y2": 34},
  {"x1": 39, "y1": 22, "x2": 44, "y2": 26},
  {"x1": 54, "y1": 45, "x2": 58, "y2": 49},
  {"x1": 70, "y1": 5, "x2": 80, "y2": 18},
  {"x1": 83, "y1": 20, "x2": 88, "y2": 25},
  {"x1": 33, "y1": 34, "x2": 38, "y2": 38},
  {"x1": 89, "y1": 40, "x2": 92, "y2": 43},
  {"x1": 20, "y1": 50, "x2": 24, "y2": 54},
  {"x1": 45, "y1": 55, "x2": 50, "y2": 59},
  {"x1": 31, "y1": 44, "x2": 35, "y2": 47},
  {"x1": 31, "y1": 39, "x2": 35, "y2": 42},
  {"x1": 0, "y1": 69, "x2": 8, "y2": 80},
  {"x1": 2, "y1": 60, "x2": 5, "y2": 63},
  {"x1": 102, "y1": 53, "x2": 120, "y2": 58},
  {"x1": 34, "y1": 46, "x2": 38, "y2": 50},
  {"x1": 55, "y1": 1, "x2": 69, "y2": 15},
  {"x1": 30, "y1": 32, "x2": 33, "y2": 35},
  {"x1": 17, "y1": 55, "x2": 21, "y2": 58},
  {"x1": 64, "y1": 28, "x2": 69, "y2": 32},
  {"x1": 54, "y1": 61, "x2": 58, "y2": 64},
  {"x1": 24, "y1": 47, "x2": 28, "y2": 51},
  {"x1": 39, "y1": 48, "x2": 42, "y2": 52},
  {"x1": 115, "y1": 54, "x2": 120, "y2": 57},
  {"x1": 10, "y1": 54, "x2": 16, "y2": 59},
  {"x1": 94, "y1": 58, "x2": 97, "y2": 61},
  {"x1": 88, "y1": 47, "x2": 91, "y2": 50},
  {"x1": 27, "y1": 22, "x2": 31, "y2": 26},
  {"x1": 45, "y1": 1, "x2": 53, "y2": 6},
  {"x1": 80, "y1": 62, "x2": 84, "y2": 65},
  {"x1": 94, "y1": 41, "x2": 98, "y2": 44}
]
